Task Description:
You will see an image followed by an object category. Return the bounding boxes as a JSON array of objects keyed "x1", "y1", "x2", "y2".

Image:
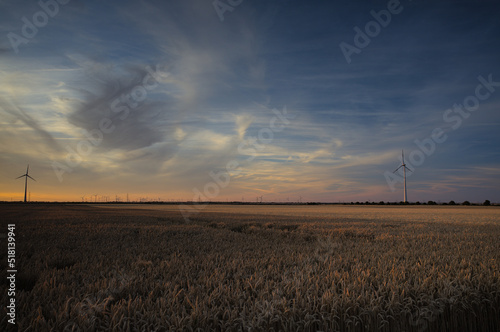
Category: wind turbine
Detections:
[
  {"x1": 16, "y1": 164, "x2": 36, "y2": 203},
  {"x1": 393, "y1": 150, "x2": 412, "y2": 203}
]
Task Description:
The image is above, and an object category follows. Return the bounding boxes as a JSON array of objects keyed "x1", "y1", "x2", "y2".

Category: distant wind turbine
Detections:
[
  {"x1": 16, "y1": 164, "x2": 36, "y2": 203},
  {"x1": 393, "y1": 150, "x2": 412, "y2": 203}
]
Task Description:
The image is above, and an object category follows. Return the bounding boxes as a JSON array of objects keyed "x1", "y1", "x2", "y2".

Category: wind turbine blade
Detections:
[
  {"x1": 16, "y1": 174, "x2": 26, "y2": 179},
  {"x1": 393, "y1": 165, "x2": 403, "y2": 173},
  {"x1": 27, "y1": 164, "x2": 30, "y2": 174},
  {"x1": 27, "y1": 175, "x2": 36, "y2": 181},
  {"x1": 405, "y1": 166, "x2": 412, "y2": 172}
]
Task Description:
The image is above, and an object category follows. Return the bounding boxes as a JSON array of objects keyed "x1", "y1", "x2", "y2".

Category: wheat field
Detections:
[{"x1": 0, "y1": 203, "x2": 499, "y2": 331}]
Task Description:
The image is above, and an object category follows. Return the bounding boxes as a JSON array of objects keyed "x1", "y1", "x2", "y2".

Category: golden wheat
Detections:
[{"x1": 0, "y1": 204, "x2": 498, "y2": 331}]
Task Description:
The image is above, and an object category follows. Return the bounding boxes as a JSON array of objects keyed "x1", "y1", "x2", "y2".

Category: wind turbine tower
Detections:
[
  {"x1": 393, "y1": 150, "x2": 412, "y2": 203},
  {"x1": 16, "y1": 164, "x2": 36, "y2": 203}
]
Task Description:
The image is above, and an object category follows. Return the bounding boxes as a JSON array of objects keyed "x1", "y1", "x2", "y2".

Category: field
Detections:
[{"x1": 1, "y1": 203, "x2": 499, "y2": 331}]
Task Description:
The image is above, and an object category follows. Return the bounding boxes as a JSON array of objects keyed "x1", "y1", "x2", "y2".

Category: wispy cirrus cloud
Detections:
[{"x1": 0, "y1": 0, "x2": 499, "y2": 202}]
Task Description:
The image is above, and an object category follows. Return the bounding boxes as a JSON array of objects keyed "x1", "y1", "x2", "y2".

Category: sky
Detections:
[{"x1": 1, "y1": 0, "x2": 499, "y2": 203}]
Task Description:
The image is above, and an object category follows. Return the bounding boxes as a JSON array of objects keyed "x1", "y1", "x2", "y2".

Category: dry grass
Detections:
[{"x1": 0, "y1": 204, "x2": 499, "y2": 331}]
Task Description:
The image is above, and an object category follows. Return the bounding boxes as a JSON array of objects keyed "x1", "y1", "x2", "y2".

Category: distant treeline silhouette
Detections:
[{"x1": 0, "y1": 199, "x2": 495, "y2": 206}]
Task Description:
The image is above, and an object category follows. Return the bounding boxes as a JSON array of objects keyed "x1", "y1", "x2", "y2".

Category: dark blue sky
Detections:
[{"x1": 1, "y1": 0, "x2": 499, "y2": 202}]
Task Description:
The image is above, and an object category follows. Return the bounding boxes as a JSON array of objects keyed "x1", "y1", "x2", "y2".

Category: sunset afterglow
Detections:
[{"x1": 1, "y1": 0, "x2": 499, "y2": 203}]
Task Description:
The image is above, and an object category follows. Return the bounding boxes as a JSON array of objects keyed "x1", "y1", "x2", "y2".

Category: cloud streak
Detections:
[
  {"x1": 0, "y1": 96, "x2": 60, "y2": 151},
  {"x1": 0, "y1": 0, "x2": 499, "y2": 202}
]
